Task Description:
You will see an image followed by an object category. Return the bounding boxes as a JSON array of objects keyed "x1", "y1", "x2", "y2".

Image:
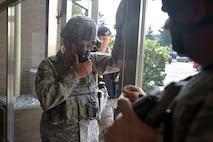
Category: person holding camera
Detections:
[
  {"x1": 104, "y1": 0, "x2": 213, "y2": 141},
  {"x1": 35, "y1": 15, "x2": 123, "y2": 142}
]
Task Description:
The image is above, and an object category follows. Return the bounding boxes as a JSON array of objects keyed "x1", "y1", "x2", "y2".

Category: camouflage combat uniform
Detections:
[
  {"x1": 35, "y1": 46, "x2": 120, "y2": 142},
  {"x1": 156, "y1": 67, "x2": 213, "y2": 142}
]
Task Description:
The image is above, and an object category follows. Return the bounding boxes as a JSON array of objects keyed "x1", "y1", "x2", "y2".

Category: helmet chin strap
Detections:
[{"x1": 76, "y1": 22, "x2": 89, "y2": 63}]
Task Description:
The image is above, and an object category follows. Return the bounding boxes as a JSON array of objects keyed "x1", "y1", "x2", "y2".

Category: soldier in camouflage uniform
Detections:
[
  {"x1": 104, "y1": 0, "x2": 213, "y2": 141},
  {"x1": 35, "y1": 15, "x2": 122, "y2": 142}
]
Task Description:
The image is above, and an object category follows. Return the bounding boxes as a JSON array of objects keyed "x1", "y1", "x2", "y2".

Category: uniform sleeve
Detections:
[
  {"x1": 91, "y1": 29, "x2": 122, "y2": 75},
  {"x1": 35, "y1": 59, "x2": 79, "y2": 110},
  {"x1": 185, "y1": 92, "x2": 213, "y2": 142},
  {"x1": 90, "y1": 52, "x2": 120, "y2": 75}
]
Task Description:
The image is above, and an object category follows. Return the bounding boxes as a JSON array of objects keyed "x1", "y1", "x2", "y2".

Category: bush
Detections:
[{"x1": 142, "y1": 39, "x2": 168, "y2": 92}]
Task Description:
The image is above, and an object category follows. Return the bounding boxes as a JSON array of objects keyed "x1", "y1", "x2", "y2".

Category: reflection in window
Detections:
[{"x1": 72, "y1": 1, "x2": 89, "y2": 16}]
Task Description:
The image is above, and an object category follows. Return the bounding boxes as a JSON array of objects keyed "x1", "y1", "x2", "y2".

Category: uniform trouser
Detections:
[{"x1": 40, "y1": 119, "x2": 99, "y2": 142}]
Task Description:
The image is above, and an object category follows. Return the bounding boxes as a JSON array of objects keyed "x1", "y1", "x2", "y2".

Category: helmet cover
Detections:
[{"x1": 61, "y1": 16, "x2": 97, "y2": 41}]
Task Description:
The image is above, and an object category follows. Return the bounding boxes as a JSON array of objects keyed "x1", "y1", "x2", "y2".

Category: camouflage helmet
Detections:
[
  {"x1": 162, "y1": 0, "x2": 197, "y2": 13},
  {"x1": 60, "y1": 16, "x2": 97, "y2": 41}
]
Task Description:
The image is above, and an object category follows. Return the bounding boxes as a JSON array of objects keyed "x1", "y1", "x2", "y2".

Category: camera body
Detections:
[
  {"x1": 133, "y1": 82, "x2": 182, "y2": 128},
  {"x1": 133, "y1": 88, "x2": 161, "y2": 128},
  {"x1": 95, "y1": 38, "x2": 101, "y2": 48}
]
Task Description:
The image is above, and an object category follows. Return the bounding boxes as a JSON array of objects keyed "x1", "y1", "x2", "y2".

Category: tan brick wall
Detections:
[
  {"x1": 0, "y1": 106, "x2": 43, "y2": 142},
  {"x1": 21, "y1": 0, "x2": 46, "y2": 95},
  {"x1": 14, "y1": 107, "x2": 42, "y2": 142},
  {"x1": 0, "y1": 4, "x2": 7, "y2": 96}
]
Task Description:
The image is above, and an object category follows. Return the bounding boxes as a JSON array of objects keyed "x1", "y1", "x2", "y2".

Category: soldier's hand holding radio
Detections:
[
  {"x1": 73, "y1": 54, "x2": 93, "y2": 78},
  {"x1": 104, "y1": 98, "x2": 158, "y2": 142}
]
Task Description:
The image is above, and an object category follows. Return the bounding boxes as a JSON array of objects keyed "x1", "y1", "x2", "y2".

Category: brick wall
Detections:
[
  {"x1": 0, "y1": 2, "x2": 7, "y2": 96},
  {"x1": 21, "y1": 0, "x2": 46, "y2": 95}
]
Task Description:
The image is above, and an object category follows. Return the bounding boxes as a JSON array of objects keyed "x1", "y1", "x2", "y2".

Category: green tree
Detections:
[
  {"x1": 142, "y1": 39, "x2": 168, "y2": 92},
  {"x1": 146, "y1": 25, "x2": 156, "y2": 40},
  {"x1": 72, "y1": 3, "x2": 84, "y2": 16},
  {"x1": 156, "y1": 27, "x2": 172, "y2": 47},
  {"x1": 98, "y1": 12, "x2": 107, "y2": 26},
  {"x1": 108, "y1": 36, "x2": 115, "y2": 47}
]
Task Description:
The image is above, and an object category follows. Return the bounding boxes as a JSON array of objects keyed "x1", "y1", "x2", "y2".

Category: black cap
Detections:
[{"x1": 98, "y1": 26, "x2": 112, "y2": 36}]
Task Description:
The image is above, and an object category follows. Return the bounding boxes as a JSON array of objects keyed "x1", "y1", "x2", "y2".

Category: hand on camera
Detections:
[
  {"x1": 123, "y1": 85, "x2": 146, "y2": 103},
  {"x1": 104, "y1": 98, "x2": 157, "y2": 142}
]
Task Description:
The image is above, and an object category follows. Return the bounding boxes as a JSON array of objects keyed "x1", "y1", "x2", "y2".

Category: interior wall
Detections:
[
  {"x1": 20, "y1": 0, "x2": 46, "y2": 95},
  {"x1": 48, "y1": 0, "x2": 62, "y2": 57},
  {"x1": 0, "y1": 0, "x2": 7, "y2": 96}
]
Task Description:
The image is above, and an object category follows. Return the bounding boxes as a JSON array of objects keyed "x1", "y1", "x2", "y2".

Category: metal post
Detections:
[
  {"x1": 119, "y1": 0, "x2": 145, "y2": 93},
  {"x1": 135, "y1": 0, "x2": 147, "y2": 88},
  {"x1": 14, "y1": 3, "x2": 21, "y2": 97},
  {"x1": 91, "y1": 0, "x2": 99, "y2": 23},
  {"x1": 7, "y1": 6, "x2": 15, "y2": 142}
]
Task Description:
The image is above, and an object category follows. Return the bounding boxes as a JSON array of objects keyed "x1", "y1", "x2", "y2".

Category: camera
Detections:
[
  {"x1": 133, "y1": 82, "x2": 182, "y2": 128},
  {"x1": 95, "y1": 38, "x2": 101, "y2": 48},
  {"x1": 133, "y1": 92, "x2": 160, "y2": 128}
]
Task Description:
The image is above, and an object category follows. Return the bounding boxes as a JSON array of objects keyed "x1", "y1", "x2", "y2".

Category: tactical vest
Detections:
[{"x1": 42, "y1": 55, "x2": 107, "y2": 125}]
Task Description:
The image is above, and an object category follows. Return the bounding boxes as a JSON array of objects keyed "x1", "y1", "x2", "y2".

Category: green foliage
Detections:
[
  {"x1": 156, "y1": 27, "x2": 172, "y2": 47},
  {"x1": 98, "y1": 12, "x2": 107, "y2": 26},
  {"x1": 108, "y1": 36, "x2": 115, "y2": 47},
  {"x1": 110, "y1": 25, "x2": 169, "y2": 92},
  {"x1": 146, "y1": 25, "x2": 171, "y2": 48},
  {"x1": 110, "y1": 38, "x2": 168, "y2": 92},
  {"x1": 146, "y1": 25, "x2": 156, "y2": 40},
  {"x1": 72, "y1": 4, "x2": 84, "y2": 16},
  {"x1": 142, "y1": 39, "x2": 168, "y2": 92}
]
